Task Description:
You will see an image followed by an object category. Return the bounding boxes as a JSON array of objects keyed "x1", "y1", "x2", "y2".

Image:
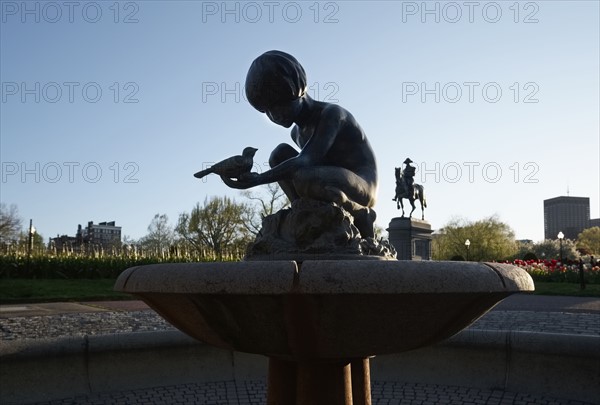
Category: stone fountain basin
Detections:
[{"x1": 115, "y1": 260, "x2": 533, "y2": 361}]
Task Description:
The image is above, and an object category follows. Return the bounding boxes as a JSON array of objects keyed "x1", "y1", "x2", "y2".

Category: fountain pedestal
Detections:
[
  {"x1": 268, "y1": 358, "x2": 367, "y2": 405},
  {"x1": 115, "y1": 260, "x2": 533, "y2": 404}
]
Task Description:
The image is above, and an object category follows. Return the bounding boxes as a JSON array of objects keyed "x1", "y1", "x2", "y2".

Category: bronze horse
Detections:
[{"x1": 393, "y1": 167, "x2": 427, "y2": 220}]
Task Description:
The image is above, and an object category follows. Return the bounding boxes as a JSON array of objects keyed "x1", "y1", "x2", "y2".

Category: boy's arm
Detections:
[
  {"x1": 220, "y1": 156, "x2": 302, "y2": 189},
  {"x1": 222, "y1": 105, "x2": 345, "y2": 189},
  {"x1": 297, "y1": 104, "x2": 344, "y2": 164}
]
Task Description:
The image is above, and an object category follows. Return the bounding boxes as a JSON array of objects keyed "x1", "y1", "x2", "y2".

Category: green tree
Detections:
[
  {"x1": 175, "y1": 196, "x2": 249, "y2": 260},
  {"x1": 139, "y1": 214, "x2": 174, "y2": 256},
  {"x1": 433, "y1": 216, "x2": 517, "y2": 261},
  {"x1": 373, "y1": 224, "x2": 386, "y2": 240},
  {"x1": 576, "y1": 227, "x2": 600, "y2": 255},
  {"x1": 513, "y1": 240, "x2": 536, "y2": 260},
  {"x1": 533, "y1": 239, "x2": 578, "y2": 261}
]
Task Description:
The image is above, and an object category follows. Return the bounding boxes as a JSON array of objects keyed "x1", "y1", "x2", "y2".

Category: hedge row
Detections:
[
  {"x1": 2, "y1": 254, "x2": 598, "y2": 283},
  {"x1": 0, "y1": 255, "x2": 225, "y2": 279}
]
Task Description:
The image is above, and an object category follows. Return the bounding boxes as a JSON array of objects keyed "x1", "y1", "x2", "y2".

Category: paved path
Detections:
[
  {"x1": 28, "y1": 380, "x2": 593, "y2": 405},
  {"x1": 2, "y1": 294, "x2": 598, "y2": 404},
  {"x1": 494, "y1": 294, "x2": 600, "y2": 313},
  {"x1": 2, "y1": 293, "x2": 599, "y2": 319},
  {"x1": 2, "y1": 294, "x2": 599, "y2": 340},
  {"x1": 0, "y1": 300, "x2": 150, "y2": 318}
]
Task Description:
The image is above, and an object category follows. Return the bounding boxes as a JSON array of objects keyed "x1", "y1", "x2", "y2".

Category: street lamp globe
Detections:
[
  {"x1": 557, "y1": 232, "x2": 564, "y2": 263},
  {"x1": 465, "y1": 239, "x2": 471, "y2": 261}
]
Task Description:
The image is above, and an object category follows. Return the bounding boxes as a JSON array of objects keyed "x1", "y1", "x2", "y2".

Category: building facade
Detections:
[
  {"x1": 82, "y1": 221, "x2": 122, "y2": 249},
  {"x1": 51, "y1": 221, "x2": 121, "y2": 252},
  {"x1": 544, "y1": 196, "x2": 592, "y2": 240}
]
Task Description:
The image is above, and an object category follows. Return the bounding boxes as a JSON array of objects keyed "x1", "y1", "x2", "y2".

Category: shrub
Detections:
[{"x1": 0, "y1": 252, "x2": 238, "y2": 279}]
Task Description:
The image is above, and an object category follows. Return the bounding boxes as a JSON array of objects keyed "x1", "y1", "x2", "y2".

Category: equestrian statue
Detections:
[{"x1": 393, "y1": 158, "x2": 427, "y2": 220}]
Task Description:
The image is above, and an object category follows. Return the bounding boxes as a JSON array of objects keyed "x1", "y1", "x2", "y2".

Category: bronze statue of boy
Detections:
[{"x1": 220, "y1": 50, "x2": 378, "y2": 238}]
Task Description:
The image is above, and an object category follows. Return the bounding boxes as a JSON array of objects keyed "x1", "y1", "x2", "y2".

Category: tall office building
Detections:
[{"x1": 543, "y1": 196, "x2": 590, "y2": 240}]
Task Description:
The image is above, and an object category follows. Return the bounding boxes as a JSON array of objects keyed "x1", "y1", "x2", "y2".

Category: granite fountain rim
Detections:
[{"x1": 115, "y1": 260, "x2": 534, "y2": 295}]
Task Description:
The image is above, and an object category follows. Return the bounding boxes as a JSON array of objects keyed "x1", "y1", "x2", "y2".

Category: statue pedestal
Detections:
[{"x1": 387, "y1": 218, "x2": 433, "y2": 260}]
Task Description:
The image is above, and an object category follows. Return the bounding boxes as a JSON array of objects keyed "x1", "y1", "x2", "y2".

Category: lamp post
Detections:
[
  {"x1": 557, "y1": 231, "x2": 564, "y2": 263},
  {"x1": 465, "y1": 239, "x2": 471, "y2": 261},
  {"x1": 27, "y1": 219, "x2": 36, "y2": 276},
  {"x1": 27, "y1": 219, "x2": 36, "y2": 256}
]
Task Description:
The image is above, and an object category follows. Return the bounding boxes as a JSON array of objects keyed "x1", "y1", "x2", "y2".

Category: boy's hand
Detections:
[{"x1": 220, "y1": 172, "x2": 260, "y2": 189}]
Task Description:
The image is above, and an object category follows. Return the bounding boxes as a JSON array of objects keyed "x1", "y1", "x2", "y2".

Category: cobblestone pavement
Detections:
[
  {"x1": 468, "y1": 310, "x2": 599, "y2": 336},
  {"x1": 28, "y1": 380, "x2": 593, "y2": 405},
  {"x1": 0, "y1": 310, "x2": 172, "y2": 340},
  {"x1": 2, "y1": 309, "x2": 599, "y2": 341}
]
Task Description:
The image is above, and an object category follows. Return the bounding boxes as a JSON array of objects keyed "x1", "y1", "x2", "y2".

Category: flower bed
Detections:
[{"x1": 509, "y1": 259, "x2": 600, "y2": 284}]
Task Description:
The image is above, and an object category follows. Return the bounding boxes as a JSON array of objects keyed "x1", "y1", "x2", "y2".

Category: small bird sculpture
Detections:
[{"x1": 194, "y1": 147, "x2": 258, "y2": 180}]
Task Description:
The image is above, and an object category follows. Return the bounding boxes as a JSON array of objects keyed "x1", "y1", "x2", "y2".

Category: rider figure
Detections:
[{"x1": 403, "y1": 158, "x2": 416, "y2": 199}]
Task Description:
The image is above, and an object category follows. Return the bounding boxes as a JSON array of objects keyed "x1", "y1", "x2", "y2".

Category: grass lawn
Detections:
[
  {"x1": 0, "y1": 279, "x2": 132, "y2": 304},
  {"x1": 0, "y1": 279, "x2": 598, "y2": 304},
  {"x1": 533, "y1": 281, "x2": 600, "y2": 297}
]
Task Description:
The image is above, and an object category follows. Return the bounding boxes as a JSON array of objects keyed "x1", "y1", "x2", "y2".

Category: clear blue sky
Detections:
[{"x1": 1, "y1": 1, "x2": 598, "y2": 242}]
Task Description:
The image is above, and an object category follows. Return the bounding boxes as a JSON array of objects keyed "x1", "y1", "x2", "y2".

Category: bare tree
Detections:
[
  {"x1": 176, "y1": 196, "x2": 249, "y2": 260},
  {"x1": 0, "y1": 203, "x2": 22, "y2": 242},
  {"x1": 139, "y1": 214, "x2": 174, "y2": 255},
  {"x1": 240, "y1": 183, "x2": 290, "y2": 235}
]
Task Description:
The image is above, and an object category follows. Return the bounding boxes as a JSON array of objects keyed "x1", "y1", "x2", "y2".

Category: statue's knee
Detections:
[{"x1": 269, "y1": 143, "x2": 297, "y2": 168}]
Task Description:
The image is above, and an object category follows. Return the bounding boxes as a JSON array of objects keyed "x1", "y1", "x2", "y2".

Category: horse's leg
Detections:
[
  {"x1": 400, "y1": 199, "x2": 405, "y2": 217},
  {"x1": 415, "y1": 192, "x2": 423, "y2": 220},
  {"x1": 394, "y1": 185, "x2": 400, "y2": 209},
  {"x1": 409, "y1": 198, "x2": 416, "y2": 218}
]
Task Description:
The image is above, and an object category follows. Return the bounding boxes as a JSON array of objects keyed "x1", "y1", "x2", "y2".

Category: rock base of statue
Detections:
[
  {"x1": 387, "y1": 217, "x2": 433, "y2": 260},
  {"x1": 245, "y1": 198, "x2": 396, "y2": 261}
]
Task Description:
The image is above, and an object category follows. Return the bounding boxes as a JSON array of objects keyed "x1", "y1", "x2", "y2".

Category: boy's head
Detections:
[{"x1": 245, "y1": 50, "x2": 307, "y2": 112}]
